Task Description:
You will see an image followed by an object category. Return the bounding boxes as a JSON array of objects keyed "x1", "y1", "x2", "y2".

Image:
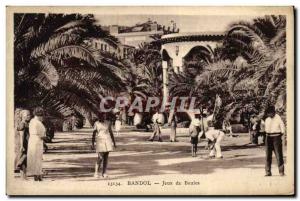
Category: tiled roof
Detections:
[{"x1": 161, "y1": 32, "x2": 224, "y2": 44}]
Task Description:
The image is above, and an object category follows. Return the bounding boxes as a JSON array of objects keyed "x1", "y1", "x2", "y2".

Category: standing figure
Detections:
[
  {"x1": 264, "y1": 106, "x2": 285, "y2": 177},
  {"x1": 127, "y1": 111, "x2": 134, "y2": 126},
  {"x1": 189, "y1": 115, "x2": 201, "y2": 157},
  {"x1": 115, "y1": 115, "x2": 122, "y2": 136},
  {"x1": 27, "y1": 107, "x2": 47, "y2": 181},
  {"x1": 15, "y1": 110, "x2": 31, "y2": 179},
  {"x1": 250, "y1": 114, "x2": 266, "y2": 145},
  {"x1": 121, "y1": 109, "x2": 127, "y2": 125},
  {"x1": 205, "y1": 121, "x2": 225, "y2": 159},
  {"x1": 259, "y1": 119, "x2": 266, "y2": 145},
  {"x1": 168, "y1": 110, "x2": 177, "y2": 142},
  {"x1": 249, "y1": 114, "x2": 259, "y2": 145},
  {"x1": 92, "y1": 113, "x2": 116, "y2": 178},
  {"x1": 148, "y1": 111, "x2": 164, "y2": 142}
]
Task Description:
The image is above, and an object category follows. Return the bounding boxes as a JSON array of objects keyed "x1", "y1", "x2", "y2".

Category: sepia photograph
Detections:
[{"x1": 6, "y1": 6, "x2": 294, "y2": 195}]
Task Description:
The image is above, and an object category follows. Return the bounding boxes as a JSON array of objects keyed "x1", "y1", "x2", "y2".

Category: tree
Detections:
[
  {"x1": 195, "y1": 15, "x2": 287, "y2": 122},
  {"x1": 14, "y1": 13, "x2": 125, "y2": 125},
  {"x1": 168, "y1": 15, "x2": 287, "y2": 125},
  {"x1": 118, "y1": 42, "x2": 163, "y2": 103}
]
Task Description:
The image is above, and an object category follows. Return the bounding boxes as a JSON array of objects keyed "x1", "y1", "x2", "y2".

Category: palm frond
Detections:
[{"x1": 34, "y1": 59, "x2": 59, "y2": 89}]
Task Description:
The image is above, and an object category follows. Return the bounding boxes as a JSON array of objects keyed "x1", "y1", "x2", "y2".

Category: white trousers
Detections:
[{"x1": 209, "y1": 132, "x2": 225, "y2": 158}]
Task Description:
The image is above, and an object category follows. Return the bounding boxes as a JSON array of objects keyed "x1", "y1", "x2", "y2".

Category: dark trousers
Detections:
[
  {"x1": 127, "y1": 116, "x2": 134, "y2": 126},
  {"x1": 250, "y1": 131, "x2": 258, "y2": 144},
  {"x1": 265, "y1": 135, "x2": 284, "y2": 175}
]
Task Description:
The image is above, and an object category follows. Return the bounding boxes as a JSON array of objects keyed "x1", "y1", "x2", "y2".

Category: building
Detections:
[
  {"x1": 84, "y1": 37, "x2": 135, "y2": 60},
  {"x1": 109, "y1": 23, "x2": 163, "y2": 48},
  {"x1": 108, "y1": 20, "x2": 179, "y2": 48},
  {"x1": 85, "y1": 20, "x2": 179, "y2": 60},
  {"x1": 160, "y1": 32, "x2": 225, "y2": 104}
]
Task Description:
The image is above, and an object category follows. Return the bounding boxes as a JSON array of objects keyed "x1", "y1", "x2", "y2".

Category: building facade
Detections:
[
  {"x1": 85, "y1": 37, "x2": 135, "y2": 60},
  {"x1": 160, "y1": 32, "x2": 224, "y2": 103}
]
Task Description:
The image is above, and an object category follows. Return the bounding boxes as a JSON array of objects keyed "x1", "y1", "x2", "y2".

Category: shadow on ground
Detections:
[{"x1": 41, "y1": 129, "x2": 285, "y2": 181}]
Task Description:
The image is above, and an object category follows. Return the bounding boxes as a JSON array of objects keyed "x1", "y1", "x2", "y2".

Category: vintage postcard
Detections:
[{"x1": 6, "y1": 6, "x2": 294, "y2": 195}]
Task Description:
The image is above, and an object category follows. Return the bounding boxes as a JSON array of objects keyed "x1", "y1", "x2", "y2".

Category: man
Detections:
[
  {"x1": 127, "y1": 111, "x2": 134, "y2": 126},
  {"x1": 168, "y1": 109, "x2": 178, "y2": 142},
  {"x1": 264, "y1": 105, "x2": 285, "y2": 176},
  {"x1": 205, "y1": 120, "x2": 225, "y2": 159},
  {"x1": 249, "y1": 114, "x2": 259, "y2": 145},
  {"x1": 148, "y1": 110, "x2": 164, "y2": 142},
  {"x1": 259, "y1": 118, "x2": 266, "y2": 145}
]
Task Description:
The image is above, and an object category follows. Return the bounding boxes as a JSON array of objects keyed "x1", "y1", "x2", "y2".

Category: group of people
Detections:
[
  {"x1": 15, "y1": 107, "x2": 47, "y2": 181},
  {"x1": 249, "y1": 113, "x2": 266, "y2": 145},
  {"x1": 14, "y1": 104, "x2": 286, "y2": 181},
  {"x1": 142, "y1": 105, "x2": 285, "y2": 176},
  {"x1": 146, "y1": 109, "x2": 225, "y2": 159},
  {"x1": 188, "y1": 111, "x2": 225, "y2": 159}
]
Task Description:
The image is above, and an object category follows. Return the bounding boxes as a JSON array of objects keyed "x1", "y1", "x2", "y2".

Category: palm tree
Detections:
[
  {"x1": 193, "y1": 15, "x2": 287, "y2": 122},
  {"x1": 168, "y1": 44, "x2": 221, "y2": 102},
  {"x1": 14, "y1": 13, "x2": 125, "y2": 125},
  {"x1": 119, "y1": 43, "x2": 163, "y2": 100},
  {"x1": 167, "y1": 15, "x2": 286, "y2": 127}
]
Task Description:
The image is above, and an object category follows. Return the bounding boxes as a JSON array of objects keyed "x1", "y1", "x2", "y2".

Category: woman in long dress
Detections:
[
  {"x1": 92, "y1": 113, "x2": 116, "y2": 178},
  {"x1": 27, "y1": 107, "x2": 46, "y2": 181},
  {"x1": 15, "y1": 110, "x2": 31, "y2": 179}
]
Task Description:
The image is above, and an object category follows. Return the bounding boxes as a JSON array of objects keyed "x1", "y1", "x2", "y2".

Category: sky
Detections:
[{"x1": 95, "y1": 15, "x2": 258, "y2": 33}]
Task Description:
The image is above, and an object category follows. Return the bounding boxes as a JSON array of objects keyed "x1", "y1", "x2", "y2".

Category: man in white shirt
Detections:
[
  {"x1": 264, "y1": 105, "x2": 285, "y2": 176},
  {"x1": 148, "y1": 110, "x2": 164, "y2": 142},
  {"x1": 205, "y1": 121, "x2": 225, "y2": 159}
]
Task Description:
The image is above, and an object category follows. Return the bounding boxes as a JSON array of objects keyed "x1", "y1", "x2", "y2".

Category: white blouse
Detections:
[{"x1": 29, "y1": 117, "x2": 46, "y2": 137}]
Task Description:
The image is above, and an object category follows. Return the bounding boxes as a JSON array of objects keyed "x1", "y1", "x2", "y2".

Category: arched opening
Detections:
[
  {"x1": 162, "y1": 49, "x2": 172, "y2": 62},
  {"x1": 183, "y1": 46, "x2": 213, "y2": 74}
]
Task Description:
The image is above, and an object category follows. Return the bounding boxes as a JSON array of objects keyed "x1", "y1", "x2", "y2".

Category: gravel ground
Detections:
[{"x1": 13, "y1": 126, "x2": 293, "y2": 195}]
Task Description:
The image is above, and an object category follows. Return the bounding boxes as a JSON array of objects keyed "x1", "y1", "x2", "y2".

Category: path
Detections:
[{"x1": 15, "y1": 126, "x2": 293, "y2": 195}]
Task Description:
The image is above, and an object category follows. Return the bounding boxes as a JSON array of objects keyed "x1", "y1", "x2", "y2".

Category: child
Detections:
[{"x1": 189, "y1": 115, "x2": 201, "y2": 157}]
